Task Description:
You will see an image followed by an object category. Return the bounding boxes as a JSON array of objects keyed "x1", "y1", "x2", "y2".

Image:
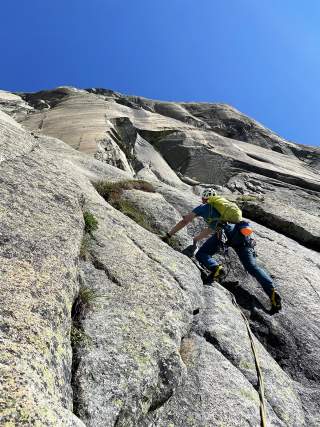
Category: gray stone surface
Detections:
[
  {"x1": 1, "y1": 87, "x2": 320, "y2": 426},
  {"x1": 0, "y1": 90, "x2": 33, "y2": 120},
  {"x1": 126, "y1": 97, "x2": 320, "y2": 169},
  {"x1": 38, "y1": 134, "x2": 134, "y2": 183},
  {"x1": 94, "y1": 134, "x2": 133, "y2": 173},
  {"x1": 120, "y1": 189, "x2": 190, "y2": 248},
  {"x1": 198, "y1": 285, "x2": 305, "y2": 426},
  {"x1": 74, "y1": 199, "x2": 202, "y2": 425},
  {"x1": 226, "y1": 172, "x2": 320, "y2": 250},
  {"x1": 143, "y1": 333, "x2": 263, "y2": 427},
  {"x1": 212, "y1": 220, "x2": 320, "y2": 426},
  {"x1": 18, "y1": 91, "x2": 191, "y2": 154},
  {"x1": 0, "y1": 111, "x2": 37, "y2": 163},
  {"x1": 0, "y1": 112, "x2": 85, "y2": 426}
]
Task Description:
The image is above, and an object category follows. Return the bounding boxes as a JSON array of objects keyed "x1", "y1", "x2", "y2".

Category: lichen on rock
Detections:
[{"x1": 1, "y1": 87, "x2": 320, "y2": 426}]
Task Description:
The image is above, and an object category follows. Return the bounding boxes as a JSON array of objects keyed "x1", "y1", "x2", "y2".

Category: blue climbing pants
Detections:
[{"x1": 195, "y1": 233, "x2": 274, "y2": 297}]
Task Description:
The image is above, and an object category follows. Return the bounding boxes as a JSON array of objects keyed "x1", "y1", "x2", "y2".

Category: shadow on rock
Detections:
[
  {"x1": 218, "y1": 280, "x2": 272, "y2": 315},
  {"x1": 216, "y1": 281, "x2": 289, "y2": 372}
]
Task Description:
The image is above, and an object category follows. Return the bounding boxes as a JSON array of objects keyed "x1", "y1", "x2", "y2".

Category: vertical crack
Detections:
[{"x1": 70, "y1": 273, "x2": 87, "y2": 418}]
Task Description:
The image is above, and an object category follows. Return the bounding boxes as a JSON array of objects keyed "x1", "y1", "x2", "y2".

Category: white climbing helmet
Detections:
[{"x1": 202, "y1": 188, "x2": 216, "y2": 200}]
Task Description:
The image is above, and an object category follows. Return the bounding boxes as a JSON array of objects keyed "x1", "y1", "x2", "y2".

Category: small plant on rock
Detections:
[
  {"x1": 78, "y1": 286, "x2": 100, "y2": 307},
  {"x1": 71, "y1": 324, "x2": 91, "y2": 347},
  {"x1": 83, "y1": 211, "x2": 99, "y2": 234},
  {"x1": 236, "y1": 194, "x2": 264, "y2": 203},
  {"x1": 93, "y1": 179, "x2": 157, "y2": 233},
  {"x1": 72, "y1": 286, "x2": 99, "y2": 319},
  {"x1": 112, "y1": 199, "x2": 154, "y2": 233},
  {"x1": 80, "y1": 234, "x2": 91, "y2": 260},
  {"x1": 94, "y1": 179, "x2": 155, "y2": 203},
  {"x1": 71, "y1": 286, "x2": 99, "y2": 348}
]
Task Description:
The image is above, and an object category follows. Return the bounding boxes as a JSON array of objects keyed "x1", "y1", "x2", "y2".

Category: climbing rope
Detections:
[
  {"x1": 230, "y1": 293, "x2": 267, "y2": 427},
  {"x1": 218, "y1": 230, "x2": 267, "y2": 427},
  {"x1": 189, "y1": 227, "x2": 267, "y2": 425},
  {"x1": 308, "y1": 281, "x2": 320, "y2": 304}
]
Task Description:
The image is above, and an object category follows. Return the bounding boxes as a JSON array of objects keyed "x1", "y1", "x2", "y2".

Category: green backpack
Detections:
[{"x1": 207, "y1": 195, "x2": 242, "y2": 223}]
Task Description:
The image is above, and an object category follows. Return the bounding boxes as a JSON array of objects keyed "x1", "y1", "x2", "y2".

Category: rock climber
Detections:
[{"x1": 162, "y1": 188, "x2": 282, "y2": 312}]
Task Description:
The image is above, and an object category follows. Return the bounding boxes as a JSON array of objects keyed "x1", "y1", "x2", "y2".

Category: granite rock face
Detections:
[
  {"x1": 0, "y1": 87, "x2": 320, "y2": 426},
  {"x1": 0, "y1": 111, "x2": 85, "y2": 426}
]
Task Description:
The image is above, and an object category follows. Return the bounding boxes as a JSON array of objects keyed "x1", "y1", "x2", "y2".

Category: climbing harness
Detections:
[
  {"x1": 217, "y1": 224, "x2": 258, "y2": 282},
  {"x1": 216, "y1": 226, "x2": 234, "y2": 281}
]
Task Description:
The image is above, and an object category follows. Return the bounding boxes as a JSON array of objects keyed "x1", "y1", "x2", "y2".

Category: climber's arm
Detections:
[
  {"x1": 193, "y1": 227, "x2": 213, "y2": 243},
  {"x1": 167, "y1": 212, "x2": 197, "y2": 237}
]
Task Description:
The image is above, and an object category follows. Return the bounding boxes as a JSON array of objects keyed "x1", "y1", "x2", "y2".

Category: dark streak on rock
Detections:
[
  {"x1": 241, "y1": 202, "x2": 320, "y2": 252},
  {"x1": 90, "y1": 256, "x2": 123, "y2": 287}
]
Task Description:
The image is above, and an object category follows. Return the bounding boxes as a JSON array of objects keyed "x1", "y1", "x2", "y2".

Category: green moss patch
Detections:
[
  {"x1": 115, "y1": 199, "x2": 155, "y2": 232},
  {"x1": 94, "y1": 180, "x2": 156, "y2": 233},
  {"x1": 80, "y1": 234, "x2": 91, "y2": 260},
  {"x1": 71, "y1": 324, "x2": 91, "y2": 347},
  {"x1": 94, "y1": 179, "x2": 155, "y2": 203},
  {"x1": 83, "y1": 211, "x2": 99, "y2": 234},
  {"x1": 236, "y1": 194, "x2": 264, "y2": 203},
  {"x1": 72, "y1": 286, "x2": 100, "y2": 320}
]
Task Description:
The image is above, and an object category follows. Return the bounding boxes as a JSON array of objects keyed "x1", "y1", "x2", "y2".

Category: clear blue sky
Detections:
[{"x1": 1, "y1": 0, "x2": 320, "y2": 146}]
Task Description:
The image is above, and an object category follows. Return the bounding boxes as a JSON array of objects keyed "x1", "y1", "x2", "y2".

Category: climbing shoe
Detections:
[
  {"x1": 203, "y1": 265, "x2": 226, "y2": 285},
  {"x1": 270, "y1": 289, "x2": 282, "y2": 313}
]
